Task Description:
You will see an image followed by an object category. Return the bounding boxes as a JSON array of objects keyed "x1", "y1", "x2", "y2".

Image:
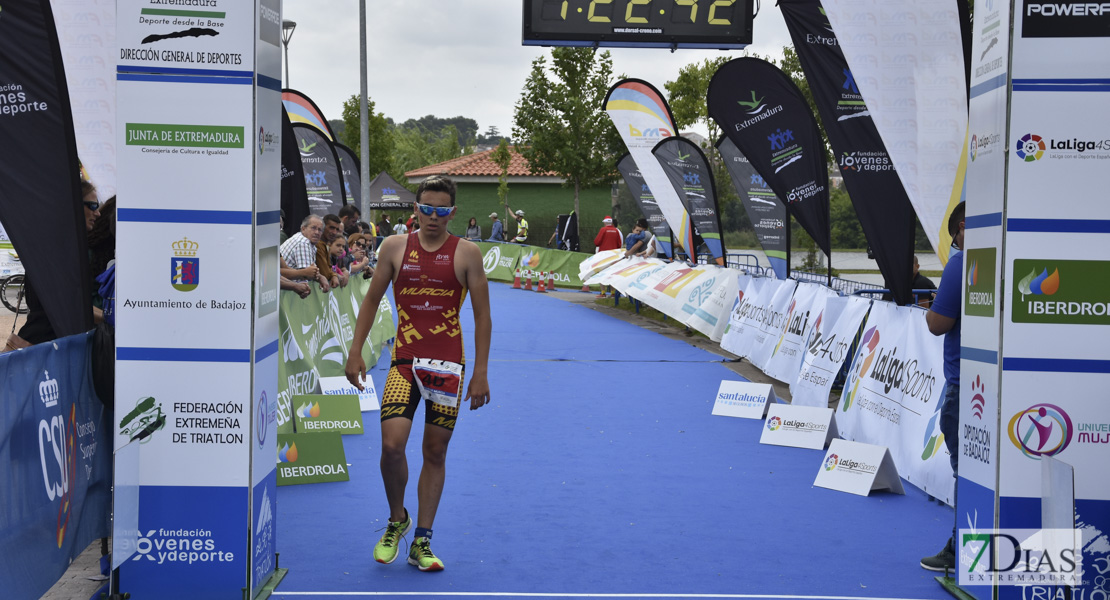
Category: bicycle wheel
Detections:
[{"x1": 1, "y1": 274, "x2": 28, "y2": 314}]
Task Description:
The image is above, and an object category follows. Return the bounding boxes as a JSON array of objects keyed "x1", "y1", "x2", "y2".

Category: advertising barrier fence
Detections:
[
  {"x1": 278, "y1": 277, "x2": 395, "y2": 429},
  {"x1": 583, "y1": 257, "x2": 954, "y2": 503},
  {"x1": 0, "y1": 331, "x2": 112, "y2": 600}
]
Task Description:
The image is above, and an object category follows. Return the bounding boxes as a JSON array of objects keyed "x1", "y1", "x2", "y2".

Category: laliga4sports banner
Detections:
[
  {"x1": 821, "y1": 0, "x2": 968, "y2": 260},
  {"x1": 720, "y1": 275, "x2": 773, "y2": 359},
  {"x1": 604, "y1": 79, "x2": 696, "y2": 259},
  {"x1": 707, "y1": 57, "x2": 831, "y2": 257},
  {"x1": 716, "y1": 137, "x2": 789, "y2": 279},
  {"x1": 791, "y1": 294, "x2": 871, "y2": 408},
  {"x1": 293, "y1": 123, "x2": 346, "y2": 217},
  {"x1": 779, "y1": 0, "x2": 917, "y2": 305},
  {"x1": 617, "y1": 154, "x2": 672, "y2": 258},
  {"x1": 837, "y1": 301, "x2": 953, "y2": 503},
  {"x1": 762, "y1": 281, "x2": 838, "y2": 383},
  {"x1": 746, "y1": 277, "x2": 799, "y2": 371},
  {"x1": 652, "y1": 137, "x2": 726, "y2": 264}
]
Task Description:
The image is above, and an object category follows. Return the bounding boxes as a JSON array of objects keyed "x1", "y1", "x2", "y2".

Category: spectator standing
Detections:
[
  {"x1": 920, "y1": 202, "x2": 965, "y2": 573},
  {"x1": 378, "y1": 214, "x2": 392, "y2": 238},
  {"x1": 510, "y1": 209, "x2": 528, "y2": 243},
  {"x1": 317, "y1": 214, "x2": 346, "y2": 290},
  {"x1": 279, "y1": 214, "x2": 328, "y2": 289},
  {"x1": 464, "y1": 217, "x2": 481, "y2": 241},
  {"x1": 339, "y1": 204, "x2": 362, "y2": 237},
  {"x1": 487, "y1": 212, "x2": 504, "y2": 242},
  {"x1": 393, "y1": 218, "x2": 409, "y2": 237},
  {"x1": 593, "y1": 216, "x2": 622, "y2": 253}
]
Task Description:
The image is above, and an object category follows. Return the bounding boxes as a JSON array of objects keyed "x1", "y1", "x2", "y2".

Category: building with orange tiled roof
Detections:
[
  {"x1": 402, "y1": 147, "x2": 617, "y2": 250},
  {"x1": 405, "y1": 147, "x2": 563, "y2": 185}
]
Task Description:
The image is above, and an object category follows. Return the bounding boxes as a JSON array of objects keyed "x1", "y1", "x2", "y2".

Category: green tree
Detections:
[
  {"x1": 339, "y1": 94, "x2": 393, "y2": 180},
  {"x1": 664, "y1": 57, "x2": 731, "y2": 146},
  {"x1": 490, "y1": 139, "x2": 512, "y2": 215},
  {"x1": 513, "y1": 47, "x2": 619, "y2": 238},
  {"x1": 399, "y1": 115, "x2": 478, "y2": 148},
  {"x1": 390, "y1": 124, "x2": 465, "y2": 183}
]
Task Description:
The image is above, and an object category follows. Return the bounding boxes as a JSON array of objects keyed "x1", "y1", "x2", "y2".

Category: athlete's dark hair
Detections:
[
  {"x1": 947, "y1": 201, "x2": 965, "y2": 236},
  {"x1": 416, "y1": 176, "x2": 457, "y2": 206}
]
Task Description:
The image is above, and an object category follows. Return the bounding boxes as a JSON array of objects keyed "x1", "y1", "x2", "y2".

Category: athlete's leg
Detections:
[
  {"x1": 416, "y1": 424, "x2": 453, "y2": 529},
  {"x1": 381, "y1": 417, "x2": 413, "y2": 522},
  {"x1": 380, "y1": 366, "x2": 420, "y2": 522}
]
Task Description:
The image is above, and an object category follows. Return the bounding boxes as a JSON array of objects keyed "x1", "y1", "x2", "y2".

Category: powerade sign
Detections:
[
  {"x1": 1023, "y1": 2, "x2": 1110, "y2": 37},
  {"x1": 1012, "y1": 259, "x2": 1110, "y2": 324}
]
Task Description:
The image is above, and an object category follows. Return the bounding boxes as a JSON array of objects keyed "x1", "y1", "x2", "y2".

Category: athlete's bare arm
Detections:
[
  {"x1": 345, "y1": 235, "x2": 403, "y2": 390},
  {"x1": 456, "y1": 239, "x2": 491, "y2": 409}
]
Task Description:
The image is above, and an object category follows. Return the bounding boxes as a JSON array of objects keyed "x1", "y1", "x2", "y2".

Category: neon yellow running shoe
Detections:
[
  {"x1": 373, "y1": 511, "x2": 412, "y2": 564},
  {"x1": 407, "y1": 537, "x2": 444, "y2": 571}
]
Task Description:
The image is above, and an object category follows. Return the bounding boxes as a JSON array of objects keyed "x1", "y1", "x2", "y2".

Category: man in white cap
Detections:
[
  {"x1": 593, "y1": 215, "x2": 622, "y2": 253},
  {"x1": 487, "y1": 212, "x2": 504, "y2": 242},
  {"x1": 510, "y1": 209, "x2": 528, "y2": 244}
]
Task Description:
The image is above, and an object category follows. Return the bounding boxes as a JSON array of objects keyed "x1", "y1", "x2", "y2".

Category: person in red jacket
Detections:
[{"x1": 593, "y1": 216, "x2": 622, "y2": 252}]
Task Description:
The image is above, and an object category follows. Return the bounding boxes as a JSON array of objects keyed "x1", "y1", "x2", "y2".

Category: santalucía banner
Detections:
[
  {"x1": 708, "y1": 57, "x2": 831, "y2": 257},
  {"x1": 779, "y1": 0, "x2": 917, "y2": 305},
  {"x1": 715, "y1": 137, "x2": 789, "y2": 279},
  {"x1": 604, "y1": 79, "x2": 696, "y2": 259},
  {"x1": 652, "y1": 137, "x2": 725, "y2": 264}
]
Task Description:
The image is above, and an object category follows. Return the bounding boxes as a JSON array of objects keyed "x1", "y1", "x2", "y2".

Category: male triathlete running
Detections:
[{"x1": 345, "y1": 175, "x2": 492, "y2": 572}]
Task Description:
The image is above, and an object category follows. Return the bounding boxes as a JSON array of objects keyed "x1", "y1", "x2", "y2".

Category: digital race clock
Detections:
[{"x1": 522, "y1": 0, "x2": 754, "y2": 50}]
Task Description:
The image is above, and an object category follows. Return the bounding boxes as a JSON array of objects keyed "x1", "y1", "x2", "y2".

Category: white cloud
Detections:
[{"x1": 283, "y1": 1, "x2": 793, "y2": 138}]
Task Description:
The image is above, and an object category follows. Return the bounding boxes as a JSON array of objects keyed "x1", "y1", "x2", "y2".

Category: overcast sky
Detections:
[{"x1": 282, "y1": 1, "x2": 793, "y2": 139}]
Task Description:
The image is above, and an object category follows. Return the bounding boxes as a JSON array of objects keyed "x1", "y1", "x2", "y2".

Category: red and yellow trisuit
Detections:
[{"x1": 381, "y1": 233, "x2": 467, "y2": 431}]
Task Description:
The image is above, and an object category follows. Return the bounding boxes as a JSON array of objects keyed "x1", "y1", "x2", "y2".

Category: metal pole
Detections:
[
  {"x1": 283, "y1": 44, "x2": 289, "y2": 85},
  {"x1": 359, "y1": 1, "x2": 371, "y2": 221}
]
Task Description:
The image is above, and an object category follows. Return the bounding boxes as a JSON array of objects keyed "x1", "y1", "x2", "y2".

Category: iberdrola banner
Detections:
[
  {"x1": 517, "y1": 246, "x2": 594, "y2": 289},
  {"x1": 292, "y1": 123, "x2": 346, "y2": 217},
  {"x1": 779, "y1": 0, "x2": 917, "y2": 305},
  {"x1": 604, "y1": 79, "x2": 696, "y2": 259},
  {"x1": 837, "y1": 301, "x2": 952, "y2": 503},
  {"x1": 791, "y1": 294, "x2": 871, "y2": 408},
  {"x1": 277, "y1": 278, "x2": 395, "y2": 426},
  {"x1": 716, "y1": 137, "x2": 789, "y2": 279},
  {"x1": 617, "y1": 154, "x2": 672, "y2": 258},
  {"x1": 707, "y1": 57, "x2": 831, "y2": 257},
  {"x1": 720, "y1": 276, "x2": 774, "y2": 359},
  {"x1": 821, "y1": 0, "x2": 968, "y2": 259},
  {"x1": 652, "y1": 137, "x2": 725, "y2": 264},
  {"x1": 762, "y1": 282, "x2": 838, "y2": 383}
]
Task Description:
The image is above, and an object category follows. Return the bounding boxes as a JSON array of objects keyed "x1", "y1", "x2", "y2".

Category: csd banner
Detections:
[
  {"x1": 791, "y1": 295, "x2": 871, "y2": 408},
  {"x1": 837, "y1": 302, "x2": 953, "y2": 504},
  {"x1": 278, "y1": 278, "x2": 395, "y2": 428},
  {"x1": 0, "y1": 332, "x2": 112, "y2": 600}
]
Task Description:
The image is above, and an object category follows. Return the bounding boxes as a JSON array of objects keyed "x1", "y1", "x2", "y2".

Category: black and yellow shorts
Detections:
[{"x1": 380, "y1": 361, "x2": 462, "y2": 431}]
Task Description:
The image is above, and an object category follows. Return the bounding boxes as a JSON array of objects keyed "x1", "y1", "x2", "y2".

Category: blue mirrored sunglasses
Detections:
[{"x1": 415, "y1": 203, "x2": 455, "y2": 217}]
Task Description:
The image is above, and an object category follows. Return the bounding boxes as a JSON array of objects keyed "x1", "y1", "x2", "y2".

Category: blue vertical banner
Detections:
[
  {"x1": 716, "y1": 137, "x2": 789, "y2": 279},
  {"x1": 115, "y1": 0, "x2": 281, "y2": 597},
  {"x1": 0, "y1": 332, "x2": 112, "y2": 600}
]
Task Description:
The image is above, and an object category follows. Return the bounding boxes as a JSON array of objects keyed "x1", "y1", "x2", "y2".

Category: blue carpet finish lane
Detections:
[{"x1": 273, "y1": 283, "x2": 952, "y2": 599}]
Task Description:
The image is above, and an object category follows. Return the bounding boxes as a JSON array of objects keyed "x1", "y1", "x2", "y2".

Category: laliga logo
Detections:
[
  {"x1": 969, "y1": 134, "x2": 978, "y2": 161},
  {"x1": 842, "y1": 326, "x2": 880, "y2": 412},
  {"x1": 767, "y1": 416, "x2": 782, "y2": 431},
  {"x1": 1016, "y1": 133, "x2": 1045, "y2": 162},
  {"x1": 824, "y1": 454, "x2": 839, "y2": 471},
  {"x1": 1008, "y1": 403, "x2": 1073, "y2": 460}
]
